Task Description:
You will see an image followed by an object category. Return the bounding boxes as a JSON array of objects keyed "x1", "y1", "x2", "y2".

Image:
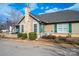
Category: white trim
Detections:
[
  {"x1": 52, "y1": 25, "x2": 54, "y2": 33},
  {"x1": 30, "y1": 14, "x2": 40, "y2": 22}
]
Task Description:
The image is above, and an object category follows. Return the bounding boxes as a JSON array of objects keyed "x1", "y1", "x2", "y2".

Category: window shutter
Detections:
[
  {"x1": 42, "y1": 24, "x2": 44, "y2": 32},
  {"x1": 69, "y1": 23, "x2": 72, "y2": 33},
  {"x1": 54, "y1": 24, "x2": 57, "y2": 33}
]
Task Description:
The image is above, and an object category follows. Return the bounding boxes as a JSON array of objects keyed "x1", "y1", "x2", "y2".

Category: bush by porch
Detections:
[{"x1": 17, "y1": 32, "x2": 37, "y2": 40}]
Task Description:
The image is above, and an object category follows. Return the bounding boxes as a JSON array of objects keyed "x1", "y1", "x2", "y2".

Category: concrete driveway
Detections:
[{"x1": 0, "y1": 39, "x2": 79, "y2": 56}]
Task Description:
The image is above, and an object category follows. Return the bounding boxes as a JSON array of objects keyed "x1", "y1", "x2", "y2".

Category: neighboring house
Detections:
[
  {"x1": 15, "y1": 7, "x2": 79, "y2": 38},
  {"x1": 1, "y1": 29, "x2": 9, "y2": 33},
  {"x1": 9, "y1": 26, "x2": 17, "y2": 34}
]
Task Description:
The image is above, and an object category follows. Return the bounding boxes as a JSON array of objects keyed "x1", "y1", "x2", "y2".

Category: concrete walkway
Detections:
[{"x1": 0, "y1": 39, "x2": 79, "y2": 56}]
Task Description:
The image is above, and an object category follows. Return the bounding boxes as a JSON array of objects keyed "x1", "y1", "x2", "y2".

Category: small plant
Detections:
[
  {"x1": 47, "y1": 35, "x2": 56, "y2": 39},
  {"x1": 52, "y1": 35, "x2": 57, "y2": 39},
  {"x1": 42, "y1": 35, "x2": 56, "y2": 39},
  {"x1": 41, "y1": 35, "x2": 47, "y2": 39},
  {"x1": 66, "y1": 33, "x2": 71, "y2": 38},
  {"x1": 29, "y1": 32, "x2": 37, "y2": 40},
  {"x1": 57, "y1": 36, "x2": 67, "y2": 42},
  {"x1": 47, "y1": 35, "x2": 53, "y2": 39}
]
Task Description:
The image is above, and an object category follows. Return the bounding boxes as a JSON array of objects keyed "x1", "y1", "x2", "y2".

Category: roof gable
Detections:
[{"x1": 17, "y1": 13, "x2": 41, "y2": 25}]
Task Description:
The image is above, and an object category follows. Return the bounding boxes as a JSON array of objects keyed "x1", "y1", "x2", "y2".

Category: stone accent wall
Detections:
[{"x1": 44, "y1": 24, "x2": 54, "y2": 32}]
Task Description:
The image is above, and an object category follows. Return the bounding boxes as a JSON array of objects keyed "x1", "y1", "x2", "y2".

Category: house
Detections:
[{"x1": 15, "y1": 7, "x2": 79, "y2": 38}]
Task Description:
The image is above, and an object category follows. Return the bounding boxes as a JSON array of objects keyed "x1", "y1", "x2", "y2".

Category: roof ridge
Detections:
[{"x1": 38, "y1": 10, "x2": 79, "y2": 16}]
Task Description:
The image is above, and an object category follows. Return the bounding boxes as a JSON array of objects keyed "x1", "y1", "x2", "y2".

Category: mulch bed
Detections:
[
  {"x1": 1, "y1": 37, "x2": 79, "y2": 48},
  {"x1": 66, "y1": 37, "x2": 79, "y2": 43}
]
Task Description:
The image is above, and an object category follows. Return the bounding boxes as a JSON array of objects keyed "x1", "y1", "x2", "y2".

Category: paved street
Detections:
[{"x1": 0, "y1": 39, "x2": 79, "y2": 56}]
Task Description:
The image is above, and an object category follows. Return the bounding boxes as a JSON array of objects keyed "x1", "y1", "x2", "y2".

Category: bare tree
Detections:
[
  {"x1": 5, "y1": 8, "x2": 24, "y2": 29},
  {"x1": 0, "y1": 7, "x2": 24, "y2": 32},
  {"x1": 10, "y1": 8, "x2": 23, "y2": 23}
]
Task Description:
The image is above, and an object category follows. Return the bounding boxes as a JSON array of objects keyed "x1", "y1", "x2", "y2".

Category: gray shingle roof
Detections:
[{"x1": 36, "y1": 10, "x2": 79, "y2": 23}]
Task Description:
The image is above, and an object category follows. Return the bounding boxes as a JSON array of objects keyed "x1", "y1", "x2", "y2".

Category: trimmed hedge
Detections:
[
  {"x1": 17, "y1": 33, "x2": 23, "y2": 38},
  {"x1": 17, "y1": 32, "x2": 37, "y2": 40},
  {"x1": 29, "y1": 32, "x2": 37, "y2": 40},
  {"x1": 21, "y1": 33, "x2": 27, "y2": 39},
  {"x1": 17, "y1": 33, "x2": 27, "y2": 39}
]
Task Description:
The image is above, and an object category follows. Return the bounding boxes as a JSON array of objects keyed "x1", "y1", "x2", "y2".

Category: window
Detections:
[
  {"x1": 34, "y1": 24, "x2": 37, "y2": 32},
  {"x1": 40, "y1": 24, "x2": 44, "y2": 32},
  {"x1": 16, "y1": 25, "x2": 20, "y2": 33},
  {"x1": 57, "y1": 24, "x2": 69, "y2": 33},
  {"x1": 21, "y1": 25, "x2": 24, "y2": 32}
]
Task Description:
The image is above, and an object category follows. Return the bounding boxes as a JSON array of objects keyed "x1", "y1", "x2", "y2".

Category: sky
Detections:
[
  {"x1": 0, "y1": 3, "x2": 79, "y2": 22},
  {"x1": 29, "y1": 3, "x2": 79, "y2": 15}
]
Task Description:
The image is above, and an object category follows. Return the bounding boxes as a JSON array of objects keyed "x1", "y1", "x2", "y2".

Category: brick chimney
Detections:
[{"x1": 25, "y1": 6, "x2": 30, "y2": 22}]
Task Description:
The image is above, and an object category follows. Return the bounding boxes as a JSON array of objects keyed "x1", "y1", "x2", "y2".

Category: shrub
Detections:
[
  {"x1": 47, "y1": 35, "x2": 53, "y2": 39},
  {"x1": 29, "y1": 32, "x2": 37, "y2": 40},
  {"x1": 17, "y1": 33, "x2": 23, "y2": 38},
  {"x1": 75, "y1": 43, "x2": 79, "y2": 45},
  {"x1": 42, "y1": 35, "x2": 56, "y2": 39},
  {"x1": 47, "y1": 35, "x2": 56, "y2": 39},
  {"x1": 21, "y1": 33, "x2": 27, "y2": 39},
  {"x1": 41, "y1": 35, "x2": 47, "y2": 39},
  {"x1": 51, "y1": 35, "x2": 57, "y2": 39},
  {"x1": 17, "y1": 33, "x2": 27, "y2": 39},
  {"x1": 57, "y1": 36, "x2": 67, "y2": 42}
]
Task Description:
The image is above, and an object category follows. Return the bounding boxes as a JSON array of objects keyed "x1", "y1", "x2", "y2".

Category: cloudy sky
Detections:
[
  {"x1": 30, "y1": 3, "x2": 79, "y2": 15},
  {"x1": 0, "y1": 3, "x2": 79, "y2": 22},
  {"x1": 0, "y1": 3, "x2": 26, "y2": 22}
]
